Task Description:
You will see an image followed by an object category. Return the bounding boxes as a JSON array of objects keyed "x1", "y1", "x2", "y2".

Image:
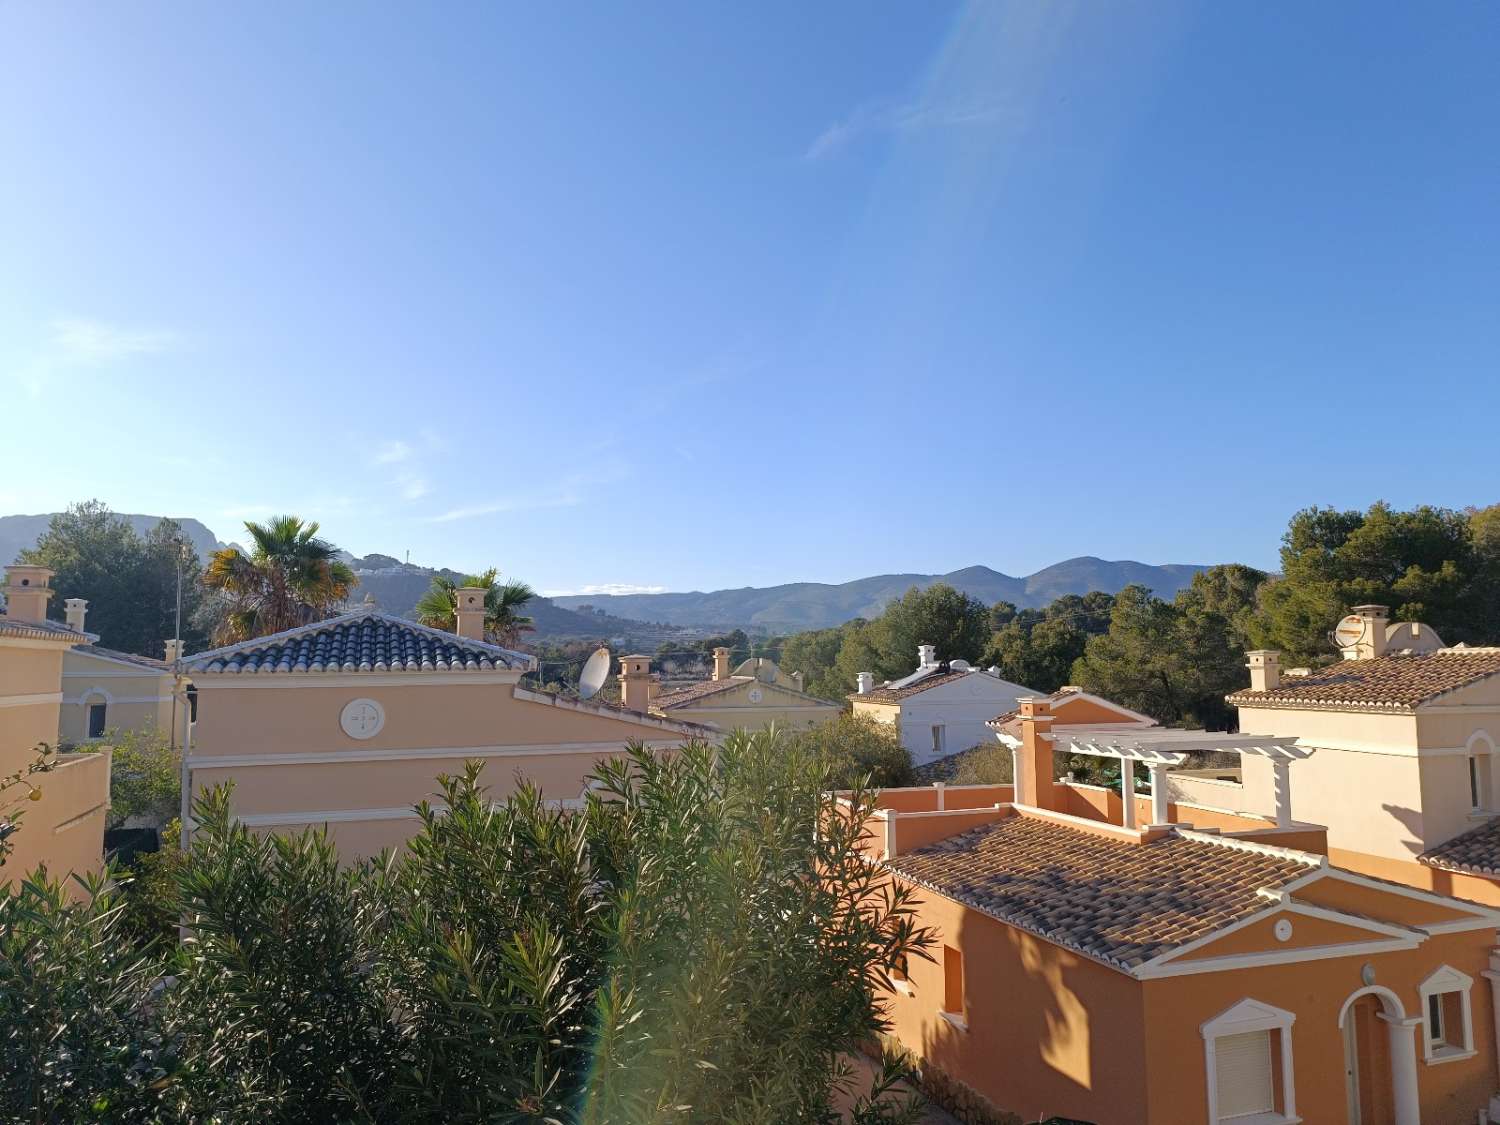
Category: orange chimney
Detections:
[
  {"x1": 454, "y1": 586, "x2": 487, "y2": 641},
  {"x1": 1016, "y1": 697, "x2": 1060, "y2": 811},
  {"x1": 619, "y1": 654, "x2": 653, "y2": 712},
  {"x1": 2, "y1": 565, "x2": 55, "y2": 624}
]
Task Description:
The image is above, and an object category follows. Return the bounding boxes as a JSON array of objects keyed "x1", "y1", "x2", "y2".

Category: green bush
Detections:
[
  {"x1": 0, "y1": 730, "x2": 934, "y2": 1124},
  {"x1": 787, "y1": 712, "x2": 915, "y2": 790}
]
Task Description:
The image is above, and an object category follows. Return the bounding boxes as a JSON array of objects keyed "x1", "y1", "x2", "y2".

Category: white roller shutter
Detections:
[{"x1": 1214, "y1": 1030, "x2": 1274, "y2": 1119}]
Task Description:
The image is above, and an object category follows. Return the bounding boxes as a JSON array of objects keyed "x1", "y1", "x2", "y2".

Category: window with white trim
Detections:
[
  {"x1": 1419, "y1": 965, "x2": 1475, "y2": 1062},
  {"x1": 1469, "y1": 753, "x2": 1491, "y2": 811},
  {"x1": 1214, "y1": 1031, "x2": 1274, "y2": 1119},
  {"x1": 1201, "y1": 998, "x2": 1297, "y2": 1125}
]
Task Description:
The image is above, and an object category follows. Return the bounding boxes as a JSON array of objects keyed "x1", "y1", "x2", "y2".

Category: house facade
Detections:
[
  {"x1": 57, "y1": 598, "x2": 184, "y2": 747},
  {"x1": 0, "y1": 566, "x2": 111, "y2": 887},
  {"x1": 850, "y1": 645, "x2": 1035, "y2": 766},
  {"x1": 1225, "y1": 604, "x2": 1500, "y2": 906},
  {"x1": 858, "y1": 694, "x2": 1500, "y2": 1125},
  {"x1": 181, "y1": 595, "x2": 710, "y2": 858},
  {"x1": 649, "y1": 647, "x2": 839, "y2": 732}
]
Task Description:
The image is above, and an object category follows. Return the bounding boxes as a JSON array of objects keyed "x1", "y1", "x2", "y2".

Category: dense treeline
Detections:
[
  {"x1": 783, "y1": 502, "x2": 1500, "y2": 729},
  {"x1": 0, "y1": 734, "x2": 931, "y2": 1124}
]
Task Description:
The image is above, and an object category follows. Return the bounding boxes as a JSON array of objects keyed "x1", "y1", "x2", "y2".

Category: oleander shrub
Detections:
[{"x1": 0, "y1": 730, "x2": 934, "y2": 1124}]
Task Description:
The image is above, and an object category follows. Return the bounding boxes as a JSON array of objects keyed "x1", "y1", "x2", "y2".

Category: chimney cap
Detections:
[
  {"x1": 4, "y1": 564, "x2": 55, "y2": 587},
  {"x1": 1351, "y1": 604, "x2": 1390, "y2": 617}
]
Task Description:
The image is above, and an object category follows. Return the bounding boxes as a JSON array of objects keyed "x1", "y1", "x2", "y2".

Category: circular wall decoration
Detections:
[
  {"x1": 1273, "y1": 918, "x2": 1294, "y2": 943},
  {"x1": 340, "y1": 698, "x2": 385, "y2": 740},
  {"x1": 748, "y1": 687, "x2": 764, "y2": 704}
]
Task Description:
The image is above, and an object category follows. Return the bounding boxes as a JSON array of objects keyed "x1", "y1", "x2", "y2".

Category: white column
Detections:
[
  {"x1": 1010, "y1": 745, "x2": 1023, "y2": 802},
  {"x1": 1381, "y1": 1014, "x2": 1422, "y2": 1125},
  {"x1": 1120, "y1": 759, "x2": 1137, "y2": 830},
  {"x1": 934, "y1": 782, "x2": 945, "y2": 811},
  {"x1": 1272, "y1": 759, "x2": 1293, "y2": 827},
  {"x1": 1482, "y1": 953, "x2": 1500, "y2": 1082},
  {"x1": 1149, "y1": 763, "x2": 1171, "y2": 826}
]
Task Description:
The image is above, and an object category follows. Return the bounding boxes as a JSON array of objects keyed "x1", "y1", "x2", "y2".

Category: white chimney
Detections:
[
  {"x1": 917, "y1": 644, "x2": 937, "y2": 669},
  {"x1": 64, "y1": 598, "x2": 88, "y2": 633},
  {"x1": 856, "y1": 671, "x2": 874, "y2": 695},
  {"x1": 1346, "y1": 605, "x2": 1391, "y2": 661},
  {"x1": 1247, "y1": 650, "x2": 1281, "y2": 692},
  {"x1": 164, "y1": 638, "x2": 182, "y2": 664}
]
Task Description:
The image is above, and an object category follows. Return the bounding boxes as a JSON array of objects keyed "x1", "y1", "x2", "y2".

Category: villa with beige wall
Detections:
[
  {"x1": 649, "y1": 647, "x2": 838, "y2": 732},
  {"x1": 181, "y1": 591, "x2": 712, "y2": 858},
  {"x1": 0, "y1": 566, "x2": 110, "y2": 887}
]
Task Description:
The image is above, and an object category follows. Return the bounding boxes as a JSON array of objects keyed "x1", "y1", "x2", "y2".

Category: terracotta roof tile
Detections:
[
  {"x1": 0, "y1": 617, "x2": 88, "y2": 643},
  {"x1": 77, "y1": 645, "x2": 169, "y2": 671},
  {"x1": 885, "y1": 815, "x2": 1316, "y2": 970},
  {"x1": 1419, "y1": 817, "x2": 1500, "y2": 876},
  {"x1": 653, "y1": 677, "x2": 750, "y2": 710},
  {"x1": 849, "y1": 669, "x2": 970, "y2": 705},
  {"x1": 1228, "y1": 650, "x2": 1500, "y2": 712}
]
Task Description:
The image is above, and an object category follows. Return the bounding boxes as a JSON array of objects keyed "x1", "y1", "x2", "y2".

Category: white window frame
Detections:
[
  {"x1": 1466, "y1": 731, "x2": 1496, "y2": 815},
  {"x1": 1418, "y1": 965, "x2": 1476, "y2": 1063},
  {"x1": 1201, "y1": 998, "x2": 1299, "y2": 1125}
]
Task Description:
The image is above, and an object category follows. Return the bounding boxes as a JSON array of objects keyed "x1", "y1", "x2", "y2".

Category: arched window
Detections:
[{"x1": 1466, "y1": 732, "x2": 1495, "y2": 813}]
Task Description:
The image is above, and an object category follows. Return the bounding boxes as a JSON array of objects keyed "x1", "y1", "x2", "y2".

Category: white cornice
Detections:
[
  {"x1": 189, "y1": 739, "x2": 685, "y2": 769},
  {"x1": 0, "y1": 691, "x2": 63, "y2": 709}
]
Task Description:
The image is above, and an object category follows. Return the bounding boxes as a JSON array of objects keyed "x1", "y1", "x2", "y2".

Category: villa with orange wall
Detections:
[
  {"x1": 0, "y1": 565, "x2": 111, "y2": 889},
  {"x1": 179, "y1": 589, "x2": 714, "y2": 858},
  {"x1": 860, "y1": 694, "x2": 1500, "y2": 1125}
]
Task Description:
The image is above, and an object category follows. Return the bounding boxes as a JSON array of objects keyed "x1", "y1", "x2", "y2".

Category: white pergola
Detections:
[{"x1": 997, "y1": 724, "x2": 1311, "y2": 829}]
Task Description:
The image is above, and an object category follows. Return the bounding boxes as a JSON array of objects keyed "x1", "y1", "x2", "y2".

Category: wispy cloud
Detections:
[
  {"x1": 543, "y1": 583, "x2": 668, "y2": 598},
  {"x1": 425, "y1": 494, "x2": 583, "y2": 524},
  {"x1": 373, "y1": 440, "x2": 412, "y2": 465},
  {"x1": 805, "y1": 98, "x2": 1015, "y2": 160},
  {"x1": 6, "y1": 316, "x2": 181, "y2": 397},
  {"x1": 49, "y1": 317, "x2": 178, "y2": 360},
  {"x1": 398, "y1": 473, "x2": 429, "y2": 500}
]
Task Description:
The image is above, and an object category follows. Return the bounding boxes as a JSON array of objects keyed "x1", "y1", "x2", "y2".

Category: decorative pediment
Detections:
[{"x1": 1201, "y1": 997, "x2": 1295, "y2": 1039}]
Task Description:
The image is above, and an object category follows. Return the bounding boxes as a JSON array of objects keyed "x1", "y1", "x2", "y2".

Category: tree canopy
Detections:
[
  {"x1": 414, "y1": 567, "x2": 536, "y2": 646},
  {"x1": 18, "y1": 500, "x2": 206, "y2": 657},
  {"x1": 201, "y1": 515, "x2": 356, "y2": 643},
  {"x1": 1252, "y1": 502, "x2": 1500, "y2": 663}
]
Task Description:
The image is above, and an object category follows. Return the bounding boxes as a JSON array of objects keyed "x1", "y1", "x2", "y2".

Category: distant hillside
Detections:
[
  {"x1": 346, "y1": 558, "x2": 696, "y2": 645},
  {"x1": 551, "y1": 557, "x2": 1212, "y2": 632},
  {"x1": 0, "y1": 512, "x2": 223, "y2": 565}
]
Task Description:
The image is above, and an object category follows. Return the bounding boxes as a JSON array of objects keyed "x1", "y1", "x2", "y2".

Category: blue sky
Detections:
[{"x1": 2, "y1": 3, "x2": 1497, "y2": 596}]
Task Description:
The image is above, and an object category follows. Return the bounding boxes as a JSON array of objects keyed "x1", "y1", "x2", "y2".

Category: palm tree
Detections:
[
  {"x1": 414, "y1": 567, "x2": 536, "y2": 647},
  {"x1": 202, "y1": 516, "x2": 357, "y2": 644}
]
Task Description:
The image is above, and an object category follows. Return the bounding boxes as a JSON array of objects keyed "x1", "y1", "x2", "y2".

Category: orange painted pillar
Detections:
[{"x1": 1017, "y1": 697, "x2": 1060, "y2": 811}]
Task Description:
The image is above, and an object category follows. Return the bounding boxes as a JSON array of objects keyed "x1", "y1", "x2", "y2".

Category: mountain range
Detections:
[
  {"x1": 2, "y1": 511, "x2": 1211, "y2": 638},
  {"x1": 551, "y1": 559, "x2": 1211, "y2": 632}
]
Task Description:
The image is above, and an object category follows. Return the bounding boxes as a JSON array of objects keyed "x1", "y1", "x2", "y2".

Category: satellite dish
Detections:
[
  {"x1": 578, "y1": 647, "x2": 611, "y2": 700},
  {"x1": 1332, "y1": 614, "x2": 1367, "y2": 651}
]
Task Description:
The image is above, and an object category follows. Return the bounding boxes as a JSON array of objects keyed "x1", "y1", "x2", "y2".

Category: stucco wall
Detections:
[
  {"x1": 1, "y1": 750, "x2": 110, "y2": 891},
  {"x1": 59, "y1": 659, "x2": 176, "y2": 745},
  {"x1": 188, "y1": 674, "x2": 695, "y2": 858},
  {"x1": 893, "y1": 675, "x2": 1033, "y2": 766},
  {"x1": 885, "y1": 887, "x2": 1150, "y2": 1123},
  {"x1": 1142, "y1": 930, "x2": 1498, "y2": 1124},
  {"x1": 663, "y1": 678, "x2": 837, "y2": 732},
  {"x1": 0, "y1": 640, "x2": 110, "y2": 891}
]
